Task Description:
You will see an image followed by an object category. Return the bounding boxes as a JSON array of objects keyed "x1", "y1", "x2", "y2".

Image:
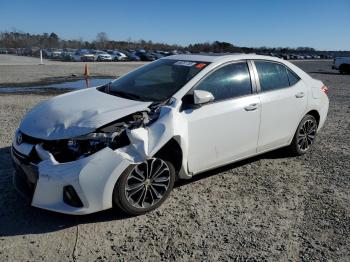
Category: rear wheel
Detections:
[
  {"x1": 339, "y1": 64, "x2": 350, "y2": 74},
  {"x1": 113, "y1": 158, "x2": 175, "y2": 215},
  {"x1": 287, "y1": 114, "x2": 318, "y2": 156}
]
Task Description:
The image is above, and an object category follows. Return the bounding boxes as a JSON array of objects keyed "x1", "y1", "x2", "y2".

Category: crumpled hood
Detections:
[{"x1": 19, "y1": 88, "x2": 152, "y2": 140}]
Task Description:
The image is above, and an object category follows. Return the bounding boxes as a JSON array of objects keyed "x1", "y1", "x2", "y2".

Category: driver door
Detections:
[{"x1": 181, "y1": 61, "x2": 261, "y2": 174}]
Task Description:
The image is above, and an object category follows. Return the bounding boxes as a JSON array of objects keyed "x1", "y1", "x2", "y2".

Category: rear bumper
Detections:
[{"x1": 317, "y1": 94, "x2": 329, "y2": 132}]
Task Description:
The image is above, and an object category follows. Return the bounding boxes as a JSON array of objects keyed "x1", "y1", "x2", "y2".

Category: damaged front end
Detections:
[
  {"x1": 19, "y1": 99, "x2": 169, "y2": 164},
  {"x1": 11, "y1": 98, "x2": 181, "y2": 214},
  {"x1": 37, "y1": 110, "x2": 157, "y2": 163}
]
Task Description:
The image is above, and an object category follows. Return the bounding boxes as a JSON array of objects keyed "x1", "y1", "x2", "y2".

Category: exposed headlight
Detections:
[
  {"x1": 40, "y1": 130, "x2": 129, "y2": 163},
  {"x1": 42, "y1": 110, "x2": 160, "y2": 163}
]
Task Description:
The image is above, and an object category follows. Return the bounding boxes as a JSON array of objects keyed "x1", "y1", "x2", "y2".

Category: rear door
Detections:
[{"x1": 252, "y1": 60, "x2": 308, "y2": 152}]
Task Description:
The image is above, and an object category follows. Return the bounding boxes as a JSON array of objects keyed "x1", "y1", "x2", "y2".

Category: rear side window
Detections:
[
  {"x1": 286, "y1": 69, "x2": 300, "y2": 86},
  {"x1": 195, "y1": 62, "x2": 252, "y2": 101},
  {"x1": 255, "y1": 61, "x2": 290, "y2": 92}
]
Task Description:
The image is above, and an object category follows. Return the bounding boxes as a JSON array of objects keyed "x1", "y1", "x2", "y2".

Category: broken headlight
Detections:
[
  {"x1": 43, "y1": 110, "x2": 156, "y2": 163},
  {"x1": 47, "y1": 130, "x2": 130, "y2": 162}
]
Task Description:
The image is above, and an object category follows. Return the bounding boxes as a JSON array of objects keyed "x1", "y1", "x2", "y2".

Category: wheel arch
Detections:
[
  {"x1": 154, "y1": 137, "x2": 183, "y2": 174},
  {"x1": 306, "y1": 109, "x2": 320, "y2": 125},
  {"x1": 288, "y1": 109, "x2": 320, "y2": 145}
]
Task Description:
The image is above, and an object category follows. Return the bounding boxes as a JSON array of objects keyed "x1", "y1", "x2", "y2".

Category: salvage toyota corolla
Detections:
[{"x1": 12, "y1": 54, "x2": 329, "y2": 215}]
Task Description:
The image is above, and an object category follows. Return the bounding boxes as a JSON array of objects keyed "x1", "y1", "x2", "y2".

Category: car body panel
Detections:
[
  {"x1": 12, "y1": 54, "x2": 329, "y2": 215},
  {"x1": 256, "y1": 80, "x2": 308, "y2": 152},
  {"x1": 33, "y1": 145, "x2": 130, "y2": 215},
  {"x1": 183, "y1": 95, "x2": 261, "y2": 173},
  {"x1": 19, "y1": 88, "x2": 152, "y2": 140}
]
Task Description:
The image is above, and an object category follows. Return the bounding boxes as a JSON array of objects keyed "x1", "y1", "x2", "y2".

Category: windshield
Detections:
[{"x1": 102, "y1": 59, "x2": 209, "y2": 102}]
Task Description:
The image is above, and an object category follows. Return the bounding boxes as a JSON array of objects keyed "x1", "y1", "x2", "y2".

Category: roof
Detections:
[{"x1": 164, "y1": 53, "x2": 285, "y2": 63}]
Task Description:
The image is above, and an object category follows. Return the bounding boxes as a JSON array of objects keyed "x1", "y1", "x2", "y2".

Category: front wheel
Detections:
[
  {"x1": 287, "y1": 114, "x2": 318, "y2": 156},
  {"x1": 113, "y1": 158, "x2": 175, "y2": 215}
]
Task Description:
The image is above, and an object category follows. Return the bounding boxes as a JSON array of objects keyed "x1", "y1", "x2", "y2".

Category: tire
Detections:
[
  {"x1": 113, "y1": 158, "x2": 175, "y2": 215},
  {"x1": 339, "y1": 64, "x2": 350, "y2": 74},
  {"x1": 287, "y1": 114, "x2": 318, "y2": 156}
]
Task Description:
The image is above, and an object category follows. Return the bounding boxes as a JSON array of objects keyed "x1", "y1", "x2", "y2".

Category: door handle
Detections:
[
  {"x1": 244, "y1": 103, "x2": 259, "y2": 111},
  {"x1": 295, "y1": 92, "x2": 305, "y2": 98}
]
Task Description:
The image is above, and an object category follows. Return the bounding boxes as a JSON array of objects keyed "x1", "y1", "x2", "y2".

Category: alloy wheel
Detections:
[
  {"x1": 125, "y1": 158, "x2": 171, "y2": 209},
  {"x1": 297, "y1": 119, "x2": 317, "y2": 152}
]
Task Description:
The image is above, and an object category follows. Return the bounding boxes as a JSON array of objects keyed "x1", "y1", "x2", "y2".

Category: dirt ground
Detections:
[{"x1": 0, "y1": 60, "x2": 349, "y2": 261}]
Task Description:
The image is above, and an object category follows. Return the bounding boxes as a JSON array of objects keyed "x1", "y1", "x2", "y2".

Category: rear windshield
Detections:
[{"x1": 101, "y1": 59, "x2": 209, "y2": 102}]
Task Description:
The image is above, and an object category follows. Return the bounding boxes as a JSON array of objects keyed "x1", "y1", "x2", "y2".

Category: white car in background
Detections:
[
  {"x1": 72, "y1": 51, "x2": 95, "y2": 62},
  {"x1": 94, "y1": 51, "x2": 113, "y2": 62},
  {"x1": 109, "y1": 50, "x2": 128, "y2": 61},
  {"x1": 332, "y1": 57, "x2": 350, "y2": 74},
  {"x1": 51, "y1": 50, "x2": 63, "y2": 59},
  {"x1": 12, "y1": 54, "x2": 329, "y2": 215}
]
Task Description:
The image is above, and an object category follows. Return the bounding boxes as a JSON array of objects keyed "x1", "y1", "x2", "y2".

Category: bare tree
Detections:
[{"x1": 96, "y1": 32, "x2": 109, "y2": 49}]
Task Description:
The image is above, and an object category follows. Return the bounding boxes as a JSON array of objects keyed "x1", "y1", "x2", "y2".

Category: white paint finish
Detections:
[
  {"x1": 33, "y1": 147, "x2": 130, "y2": 214},
  {"x1": 257, "y1": 81, "x2": 308, "y2": 152},
  {"x1": 19, "y1": 88, "x2": 152, "y2": 140},
  {"x1": 13, "y1": 54, "x2": 330, "y2": 215},
  {"x1": 193, "y1": 90, "x2": 215, "y2": 105},
  {"x1": 183, "y1": 95, "x2": 261, "y2": 173}
]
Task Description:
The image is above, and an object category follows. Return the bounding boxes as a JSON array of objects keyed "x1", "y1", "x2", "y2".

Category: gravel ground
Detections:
[
  {"x1": 0, "y1": 60, "x2": 349, "y2": 261},
  {"x1": 0, "y1": 54, "x2": 146, "y2": 86}
]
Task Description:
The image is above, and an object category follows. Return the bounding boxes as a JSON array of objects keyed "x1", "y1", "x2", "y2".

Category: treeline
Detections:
[{"x1": 0, "y1": 30, "x2": 328, "y2": 54}]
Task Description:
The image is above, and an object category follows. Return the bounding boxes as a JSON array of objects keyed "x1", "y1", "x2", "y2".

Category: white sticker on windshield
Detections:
[{"x1": 174, "y1": 61, "x2": 196, "y2": 67}]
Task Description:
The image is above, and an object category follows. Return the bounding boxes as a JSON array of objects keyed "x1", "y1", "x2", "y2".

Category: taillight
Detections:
[{"x1": 321, "y1": 85, "x2": 329, "y2": 96}]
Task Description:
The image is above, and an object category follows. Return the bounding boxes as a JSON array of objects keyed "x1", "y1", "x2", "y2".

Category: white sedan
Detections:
[
  {"x1": 12, "y1": 54, "x2": 329, "y2": 215},
  {"x1": 95, "y1": 52, "x2": 113, "y2": 62}
]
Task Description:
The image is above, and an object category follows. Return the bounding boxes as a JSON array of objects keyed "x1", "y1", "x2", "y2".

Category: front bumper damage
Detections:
[{"x1": 12, "y1": 142, "x2": 131, "y2": 215}]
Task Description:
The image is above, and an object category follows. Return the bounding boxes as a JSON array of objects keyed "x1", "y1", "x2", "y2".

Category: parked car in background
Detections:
[
  {"x1": 108, "y1": 50, "x2": 128, "y2": 61},
  {"x1": 150, "y1": 52, "x2": 164, "y2": 60},
  {"x1": 0, "y1": 48, "x2": 8, "y2": 54},
  {"x1": 12, "y1": 54, "x2": 329, "y2": 215},
  {"x1": 61, "y1": 49, "x2": 77, "y2": 61},
  {"x1": 6, "y1": 48, "x2": 18, "y2": 54},
  {"x1": 320, "y1": 54, "x2": 333, "y2": 59},
  {"x1": 157, "y1": 51, "x2": 171, "y2": 56},
  {"x1": 332, "y1": 57, "x2": 350, "y2": 74},
  {"x1": 73, "y1": 50, "x2": 95, "y2": 62},
  {"x1": 94, "y1": 51, "x2": 113, "y2": 62},
  {"x1": 122, "y1": 51, "x2": 141, "y2": 61},
  {"x1": 51, "y1": 50, "x2": 63, "y2": 60},
  {"x1": 135, "y1": 51, "x2": 156, "y2": 61}
]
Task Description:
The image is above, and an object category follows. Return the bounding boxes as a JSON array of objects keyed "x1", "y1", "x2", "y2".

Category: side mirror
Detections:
[{"x1": 193, "y1": 90, "x2": 214, "y2": 105}]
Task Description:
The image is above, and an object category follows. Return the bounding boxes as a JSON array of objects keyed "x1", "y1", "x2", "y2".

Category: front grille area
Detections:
[
  {"x1": 11, "y1": 147, "x2": 39, "y2": 201},
  {"x1": 12, "y1": 145, "x2": 41, "y2": 164},
  {"x1": 21, "y1": 133, "x2": 43, "y2": 144}
]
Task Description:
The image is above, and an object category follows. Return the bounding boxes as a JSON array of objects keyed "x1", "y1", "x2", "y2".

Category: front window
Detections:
[
  {"x1": 101, "y1": 59, "x2": 209, "y2": 102},
  {"x1": 194, "y1": 62, "x2": 252, "y2": 101}
]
